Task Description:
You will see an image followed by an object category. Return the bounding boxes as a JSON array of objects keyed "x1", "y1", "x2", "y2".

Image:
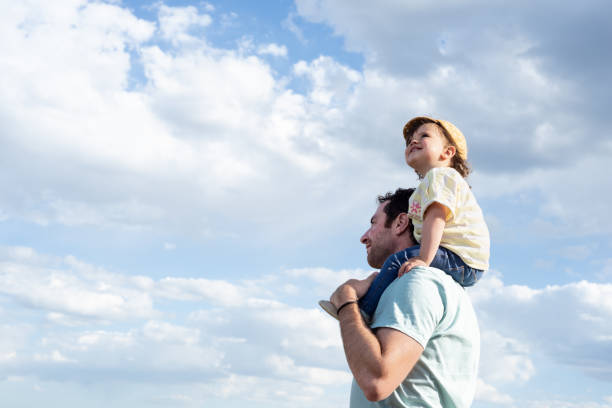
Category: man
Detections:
[{"x1": 329, "y1": 188, "x2": 480, "y2": 407}]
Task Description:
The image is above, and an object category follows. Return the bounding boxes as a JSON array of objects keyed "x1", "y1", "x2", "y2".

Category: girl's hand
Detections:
[{"x1": 398, "y1": 258, "x2": 427, "y2": 277}]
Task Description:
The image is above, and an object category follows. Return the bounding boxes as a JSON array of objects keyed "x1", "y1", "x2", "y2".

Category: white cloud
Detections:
[
  {"x1": 34, "y1": 350, "x2": 75, "y2": 363},
  {"x1": 479, "y1": 330, "x2": 535, "y2": 384},
  {"x1": 0, "y1": 247, "x2": 156, "y2": 321},
  {"x1": 76, "y1": 330, "x2": 135, "y2": 349},
  {"x1": 0, "y1": 351, "x2": 17, "y2": 363},
  {"x1": 202, "y1": 3, "x2": 215, "y2": 13},
  {"x1": 470, "y1": 272, "x2": 612, "y2": 382},
  {"x1": 291, "y1": 0, "x2": 612, "y2": 239},
  {"x1": 265, "y1": 354, "x2": 351, "y2": 385},
  {"x1": 157, "y1": 4, "x2": 212, "y2": 45},
  {"x1": 0, "y1": 324, "x2": 31, "y2": 365},
  {"x1": 6, "y1": 0, "x2": 607, "y2": 248},
  {"x1": 282, "y1": 12, "x2": 306, "y2": 43},
  {"x1": 47, "y1": 197, "x2": 165, "y2": 229},
  {"x1": 220, "y1": 11, "x2": 238, "y2": 28},
  {"x1": 294, "y1": 55, "x2": 361, "y2": 106},
  {"x1": 156, "y1": 277, "x2": 251, "y2": 306},
  {"x1": 3, "y1": 243, "x2": 612, "y2": 406},
  {"x1": 597, "y1": 259, "x2": 612, "y2": 280},
  {"x1": 285, "y1": 267, "x2": 374, "y2": 298},
  {"x1": 0, "y1": 0, "x2": 609, "y2": 246},
  {"x1": 526, "y1": 399, "x2": 612, "y2": 408},
  {"x1": 0, "y1": 0, "x2": 611, "y2": 406},
  {"x1": 142, "y1": 320, "x2": 200, "y2": 345},
  {"x1": 257, "y1": 43, "x2": 288, "y2": 57},
  {"x1": 1, "y1": 1, "x2": 154, "y2": 100},
  {"x1": 163, "y1": 242, "x2": 176, "y2": 251},
  {"x1": 198, "y1": 374, "x2": 341, "y2": 407},
  {"x1": 0, "y1": 245, "x2": 346, "y2": 389},
  {"x1": 31, "y1": 324, "x2": 224, "y2": 380},
  {"x1": 0, "y1": 0, "x2": 379, "y2": 242},
  {"x1": 148, "y1": 393, "x2": 194, "y2": 406},
  {"x1": 475, "y1": 378, "x2": 513, "y2": 405}
]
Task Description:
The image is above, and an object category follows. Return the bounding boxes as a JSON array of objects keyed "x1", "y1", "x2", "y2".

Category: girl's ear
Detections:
[{"x1": 441, "y1": 145, "x2": 456, "y2": 160}]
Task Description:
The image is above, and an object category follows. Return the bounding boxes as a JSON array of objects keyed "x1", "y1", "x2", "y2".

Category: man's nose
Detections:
[{"x1": 360, "y1": 231, "x2": 368, "y2": 244}]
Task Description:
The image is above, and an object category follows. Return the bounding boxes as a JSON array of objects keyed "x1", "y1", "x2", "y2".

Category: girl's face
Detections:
[{"x1": 405, "y1": 123, "x2": 455, "y2": 176}]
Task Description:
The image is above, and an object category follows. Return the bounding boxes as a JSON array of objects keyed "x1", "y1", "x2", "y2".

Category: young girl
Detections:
[{"x1": 321, "y1": 116, "x2": 489, "y2": 321}]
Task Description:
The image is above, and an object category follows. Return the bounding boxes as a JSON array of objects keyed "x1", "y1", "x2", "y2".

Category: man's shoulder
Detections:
[
  {"x1": 403, "y1": 266, "x2": 474, "y2": 307},
  {"x1": 371, "y1": 267, "x2": 464, "y2": 342},
  {"x1": 373, "y1": 266, "x2": 475, "y2": 331},
  {"x1": 396, "y1": 265, "x2": 463, "y2": 293},
  {"x1": 385, "y1": 266, "x2": 449, "y2": 298}
]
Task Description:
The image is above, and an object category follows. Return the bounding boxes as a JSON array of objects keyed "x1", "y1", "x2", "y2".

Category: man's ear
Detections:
[{"x1": 394, "y1": 213, "x2": 410, "y2": 235}]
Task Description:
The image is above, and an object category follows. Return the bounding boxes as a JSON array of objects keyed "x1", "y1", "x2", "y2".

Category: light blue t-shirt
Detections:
[{"x1": 350, "y1": 266, "x2": 480, "y2": 408}]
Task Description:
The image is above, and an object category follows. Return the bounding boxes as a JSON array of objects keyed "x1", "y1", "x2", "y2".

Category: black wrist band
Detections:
[{"x1": 337, "y1": 300, "x2": 358, "y2": 315}]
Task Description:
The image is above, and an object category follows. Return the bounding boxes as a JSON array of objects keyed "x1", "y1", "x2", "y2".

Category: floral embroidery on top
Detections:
[{"x1": 409, "y1": 200, "x2": 421, "y2": 216}]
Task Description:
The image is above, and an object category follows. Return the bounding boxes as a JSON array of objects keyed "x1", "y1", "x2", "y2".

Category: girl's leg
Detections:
[
  {"x1": 358, "y1": 245, "x2": 421, "y2": 320},
  {"x1": 433, "y1": 247, "x2": 484, "y2": 287},
  {"x1": 351, "y1": 246, "x2": 485, "y2": 322}
]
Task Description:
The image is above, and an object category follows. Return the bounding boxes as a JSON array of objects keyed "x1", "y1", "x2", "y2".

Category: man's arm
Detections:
[{"x1": 331, "y1": 276, "x2": 424, "y2": 402}]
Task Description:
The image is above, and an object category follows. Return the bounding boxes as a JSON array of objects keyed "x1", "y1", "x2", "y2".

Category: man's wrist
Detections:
[
  {"x1": 331, "y1": 284, "x2": 358, "y2": 308},
  {"x1": 337, "y1": 299, "x2": 358, "y2": 315}
]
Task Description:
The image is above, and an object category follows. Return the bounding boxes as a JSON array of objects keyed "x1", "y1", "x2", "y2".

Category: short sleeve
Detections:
[
  {"x1": 409, "y1": 168, "x2": 461, "y2": 221},
  {"x1": 370, "y1": 267, "x2": 444, "y2": 348}
]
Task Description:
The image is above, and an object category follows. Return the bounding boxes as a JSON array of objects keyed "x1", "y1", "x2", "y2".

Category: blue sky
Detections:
[{"x1": 1, "y1": 1, "x2": 611, "y2": 407}]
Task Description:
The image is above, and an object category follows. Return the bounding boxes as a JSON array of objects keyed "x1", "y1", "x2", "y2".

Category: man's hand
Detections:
[
  {"x1": 330, "y1": 272, "x2": 378, "y2": 308},
  {"x1": 398, "y1": 257, "x2": 427, "y2": 278},
  {"x1": 333, "y1": 271, "x2": 425, "y2": 402}
]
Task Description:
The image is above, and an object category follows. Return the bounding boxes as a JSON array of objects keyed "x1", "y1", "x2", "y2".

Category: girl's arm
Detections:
[
  {"x1": 418, "y1": 202, "x2": 448, "y2": 264},
  {"x1": 398, "y1": 202, "x2": 448, "y2": 276}
]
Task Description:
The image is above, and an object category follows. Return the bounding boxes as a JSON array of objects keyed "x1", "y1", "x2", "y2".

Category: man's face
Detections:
[{"x1": 360, "y1": 201, "x2": 396, "y2": 269}]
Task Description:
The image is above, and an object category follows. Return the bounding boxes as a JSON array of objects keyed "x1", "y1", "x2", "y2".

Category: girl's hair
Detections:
[{"x1": 403, "y1": 117, "x2": 471, "y2": 178}]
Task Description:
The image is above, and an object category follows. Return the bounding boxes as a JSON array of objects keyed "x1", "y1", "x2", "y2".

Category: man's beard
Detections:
[{"x1": 367, "y1": 245, "x2": 392, "y2": 270}]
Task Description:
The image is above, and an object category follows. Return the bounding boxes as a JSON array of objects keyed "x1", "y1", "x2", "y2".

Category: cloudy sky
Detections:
[{"x1": 1, "y1": 0, "x2": 611, "y2": 407}]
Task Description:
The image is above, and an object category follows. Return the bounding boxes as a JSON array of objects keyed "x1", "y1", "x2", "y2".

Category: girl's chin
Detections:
[{"x1": 406, "y1": 159, "x2": 420, "y2": 170}]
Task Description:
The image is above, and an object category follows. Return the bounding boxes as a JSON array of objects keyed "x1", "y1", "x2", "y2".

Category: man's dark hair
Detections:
[{"x1": 377, "y1": 188, "x2": 415, "y2": 239}]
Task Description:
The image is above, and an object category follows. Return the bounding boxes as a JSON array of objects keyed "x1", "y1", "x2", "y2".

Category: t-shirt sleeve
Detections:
[
  {"x1": 370, "y1": 267, "x2": 444, "y2": 348},
  {"x1": 414, "y1": 168, "x2": 462, "y2": 221}
]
